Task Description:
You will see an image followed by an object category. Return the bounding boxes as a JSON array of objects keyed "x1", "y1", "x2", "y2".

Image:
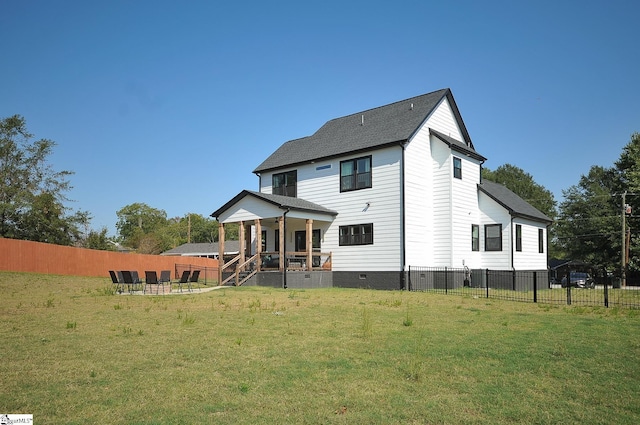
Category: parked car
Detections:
[{"x1": 561, "y1": 272, "x2": 595, "y2": 288}]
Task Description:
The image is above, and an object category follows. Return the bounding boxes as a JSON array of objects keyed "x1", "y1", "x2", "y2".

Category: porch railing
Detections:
[{"x1": 260, "y1": 251, "x2": 332, "y2": 271}]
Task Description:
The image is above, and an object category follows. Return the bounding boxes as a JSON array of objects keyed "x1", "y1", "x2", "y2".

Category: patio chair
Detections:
[
  {"x1": 109, "y1": 270, "x2": 124, "y2": 293},
  {"x1": 177, "y1": 270, "x2": 191, "y2": 292},
  {"x1": 189, "y1": 270, "x2": 200, "y2": 288},
  {"x1": 120, "y1": 270, "x2": 136, "y2": 293},
  {"x1": 159, "y1": 270, "x2": 172, "y2": 292},
  {"x1": 131, "y1": 270, "x2": 143, "y2": 291},
  {"x1": 144, "y1": 271, "x2": 163, "y2": 294}
]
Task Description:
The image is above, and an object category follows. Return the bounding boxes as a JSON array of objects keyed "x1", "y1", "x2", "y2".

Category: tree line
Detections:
[{"x1": 1, "y1": 114, "x2": 638, "y2": 274}]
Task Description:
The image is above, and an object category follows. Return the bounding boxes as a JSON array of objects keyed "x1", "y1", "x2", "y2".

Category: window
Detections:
[
  {"x1": 538, "y1": 229, "x2": 544, "y2": 253},
  {"x1": 471, "y1": 224, "x2": 479, "y2": 251},
  {"x1": 453, "y1": 157, "x2": 462, "y2": 179},
  {"x1": 515, "y1": 224, "x2": 522, "y2": 252},
  {"x1": 340, "y1": 156, "x2": 371, "y2": 192},
  {"x1": 261, "y1": 230, "x2": 267, "y2": 252},
  {"x1": 274, "y1": 229, "x2": 279, "y2": 252},
  {"x1": 339, "y1": 223, "x2": 373, "y2": 246},
  {"x1": 272, "y1": 170, "x2": 296, "y2": 197},
  {"x1": 484, "y1": 224, "x2": 502, "y2": 251}
]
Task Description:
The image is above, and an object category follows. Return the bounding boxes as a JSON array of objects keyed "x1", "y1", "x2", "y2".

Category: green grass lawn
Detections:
[{"x1": 1, "y1": 271, "x2": 639, "y2": 424}]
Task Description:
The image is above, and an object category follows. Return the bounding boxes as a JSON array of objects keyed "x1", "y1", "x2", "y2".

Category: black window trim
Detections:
[
  {"x1": 453, "y1": 156, "x2": 462, "y2": 179},
  {"x1": 272, "y1": 170, "x2": 297, "y2": 197},
  {"x1": 484, "y1": 223, "x2": 502, "y2": 252},
  {"x1": 471, "y1": 224, "x2": 479, "y2": 252},
  {"x1": 340, "y1": 155, "x2": 372, "y2": 192},
  {"x1": 339, "y1": 223, "x2": 374, "y2": 246},
  {"x1": 515, "y1": 224, "x2": 522, "y2": 252}
]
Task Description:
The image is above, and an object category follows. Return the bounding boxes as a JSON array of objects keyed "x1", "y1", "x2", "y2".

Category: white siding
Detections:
[
  {"x1": 260, "y1": 146, "x2": 403, "y2": 271},
  {"x1": 218, "y1": 197, "x2": 284, "y2": 223},
  {"x1": 478, "y1": 191, "x2": 512, "y2": 269},
  {"x1": 513, "y1": 218, "x2": 548, "y2": 270}
]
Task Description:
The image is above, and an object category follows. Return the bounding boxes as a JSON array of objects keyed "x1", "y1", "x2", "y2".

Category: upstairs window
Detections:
[
  {"x1": 339, "y1": 223, "x2": 373, "y2": 246},
  {"x1": 272, "y1": 170, "x2": 297, "y2": 197},
  {"x1": 515, "y1": 224, "x2": 522, "y2": 252},
  {"x1": 485, "y1": 224, "x2": 502, "y2": 251},
  {"x1": 471, "y1": 224, "x2": 479, "y2": 251},
  {"x1": 340, "y1": 156, "x2": 371, "y2": 192},
  {"x1": 453, "y1": 157, "x2": 462, "y2": 179}
]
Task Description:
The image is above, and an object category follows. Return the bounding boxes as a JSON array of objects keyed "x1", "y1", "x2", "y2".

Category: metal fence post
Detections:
[
  {"x1": 567, "y1": 285, "x2": 572, "y2": 305},
  {"x1": 604, "y1": 278, "x2": 609, "y2": 308},
  {"x1": 445, "y1": 267, "x2": 448, "y2": 294},
  {"x1": 533, "y1": 271, "x2": 537, "y2": 303},
  {"x1": 486, "y1": 268, "x2": 490, "y2": 299},
  {"x1": 408, "y1": 266, "x2": 412, "y2": 291}
]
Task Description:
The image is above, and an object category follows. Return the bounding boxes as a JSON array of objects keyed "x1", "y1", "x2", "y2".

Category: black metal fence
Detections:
[{"x1": 407, "y1": 266, "x2": 640, "y2": 309}]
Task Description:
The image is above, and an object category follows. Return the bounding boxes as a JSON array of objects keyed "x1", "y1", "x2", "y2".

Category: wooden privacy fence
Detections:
[{"x1": 0, "y1": 238, "x2": 218, "y2": 280}]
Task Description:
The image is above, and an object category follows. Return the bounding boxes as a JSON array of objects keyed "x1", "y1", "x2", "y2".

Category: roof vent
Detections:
[
  {"x1": 410, "y1": 103, "x2": 414, "y2": 110},
  {"x1": 361, "y1": 114, "x2": 364, "y2": 126}
]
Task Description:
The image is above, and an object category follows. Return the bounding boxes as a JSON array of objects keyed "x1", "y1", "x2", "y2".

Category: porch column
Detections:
[
  {"x1": 238, "y1": 221, "x2": 245, "y2": 270},
  {"x1": 255, "y1": 219, "x2": 262, "y2": 272},
  {"x1": 218, "y1": 222, "x2": 225, "y2": 285},
  {"x1": 306, "y1": 219, "x2": 313, "y2": 271},
  {"x1": 278, "y1": 216, "x2": 285, "y2": 271}
]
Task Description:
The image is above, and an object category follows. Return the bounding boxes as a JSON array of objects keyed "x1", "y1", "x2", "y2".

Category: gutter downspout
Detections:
[
  {"x1": 282, "y1": 208, "x2": 290, "y2": 289},
  {"x1": 400, "y1": 143, "x2": 407, "y2": 290}
]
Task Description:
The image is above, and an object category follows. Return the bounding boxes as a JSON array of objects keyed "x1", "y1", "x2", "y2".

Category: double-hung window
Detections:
[
  {"x1": 515, "y1": 224, "x2": 522, "y2": 252},
  {"x1": 272, "y1": 170, "x2": 296, "y2": 197},
  {"x1": 453, "y1": 157, "x2": 462, "y2": 179},
  {"x1": 339, "y1": 223, "x2": 373, "y2": 246},
  {"x1": 340, "y1": 156, "x2": 371, "y2": 192},
  {"x1": 485, "y1": 224, "x2": 502, "y2": 251}
]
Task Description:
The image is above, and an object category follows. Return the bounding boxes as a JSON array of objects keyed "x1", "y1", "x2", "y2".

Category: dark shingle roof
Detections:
[
  {"x1": 254, "y1": 88, "x2": 478, "y2": 173},
  {"x1": 430, "y1": 129, "x2": 486, "y2": 161},
  {"x1": 478, "y1": 180, "x2": 552, "y2": 224},
  {"x1": 211, "y1": 190, "x2": 338, "y2": 219}
]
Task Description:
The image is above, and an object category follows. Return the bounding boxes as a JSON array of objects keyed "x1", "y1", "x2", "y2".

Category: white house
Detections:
[{"x1": 211, "y1": 88, "x2": 551, "y2": 289}]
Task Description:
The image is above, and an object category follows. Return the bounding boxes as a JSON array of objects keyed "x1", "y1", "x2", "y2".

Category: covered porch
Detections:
[{"x1": 211, "y1": 190, "x2": 338, "y2": 286}]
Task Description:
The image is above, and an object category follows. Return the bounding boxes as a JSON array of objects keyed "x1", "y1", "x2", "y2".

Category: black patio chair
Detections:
[
  {"x1": 144, "y1": 270, "x2": 163, "y2": 294},
  {"x1": 120, "y1": 270, "x2": 136, "y2": 293},
  {"x1": 109, "y1": 270, "x2": 124, "y2": 293},
  {"x1": 189, "y1": 270, "x2": 200, "y2": 288},
  {"x1": 131, "y1": 270, "x2": 143, "y2": 291},
  {"x1": 159, "y1": 270, "x2": 172, "y2": 292},
  {"x1": 177, "y1": 270, "x2": 191, "y2": 292}
]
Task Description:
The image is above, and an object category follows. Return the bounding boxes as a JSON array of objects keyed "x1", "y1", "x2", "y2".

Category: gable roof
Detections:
[
  {"x1": 430, "y1": 128, "x2": 486, "y2": 161},
  {"x1": 478, "y1": 180, "x2": 553, "y2": 224},
  {"x1": 211, "y1": 190, "x2": 338, "y2": 219},
  {"x1": 254, "y1": 88, "x2": 478, "y2": 173}
]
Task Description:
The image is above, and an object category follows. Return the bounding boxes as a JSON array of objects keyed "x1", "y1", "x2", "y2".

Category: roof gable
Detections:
[
  {"x1": 254, "y1": 88, "x2": 475, "y2": 173},
  {"x1": 478, "y1": 180, "x2": 552, "y2": 224},
  {"x1": 211, "y1": 190, "x2": 338, "y2": 220}
]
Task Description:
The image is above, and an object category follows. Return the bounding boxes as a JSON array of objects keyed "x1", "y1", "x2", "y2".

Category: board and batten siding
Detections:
[
  {"x1": 512, "y1": 218, "x2": 548, "y2": 270},
  {"x1": 260, "y1": 146, "x2": 403, "y2": 271}
]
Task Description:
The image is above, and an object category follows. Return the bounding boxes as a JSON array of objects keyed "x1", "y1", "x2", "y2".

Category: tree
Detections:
[
  {"x1": 0, "y1": 114, "x2": 87, "y2": 244},
  {"x1": 115, "y1": 203, "x2": 168, "y2": 253},
  {"x1": 481, "y1": 164, "x2": 559, "y2": 256},
  {"x1": 555, "y1": 166, "x2": 619, "y2": 272},
  {"x1": 555, "y1": 133, "x2": 640, "y2": 275}
]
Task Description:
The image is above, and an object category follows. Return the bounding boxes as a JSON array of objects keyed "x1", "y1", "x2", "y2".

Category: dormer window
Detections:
[{"x1": 272, "y1": 170, "x2": 296, "y2": 197}]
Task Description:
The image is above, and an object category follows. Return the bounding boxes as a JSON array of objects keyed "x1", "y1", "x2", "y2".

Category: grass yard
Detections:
[{"x1": 1, "y1": 271, "x2": 639, "y2": 424}]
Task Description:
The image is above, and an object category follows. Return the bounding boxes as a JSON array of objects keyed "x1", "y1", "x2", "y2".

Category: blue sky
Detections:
[{"x1": 1, "y1": 0, "x2": 638, "y2": 235}]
